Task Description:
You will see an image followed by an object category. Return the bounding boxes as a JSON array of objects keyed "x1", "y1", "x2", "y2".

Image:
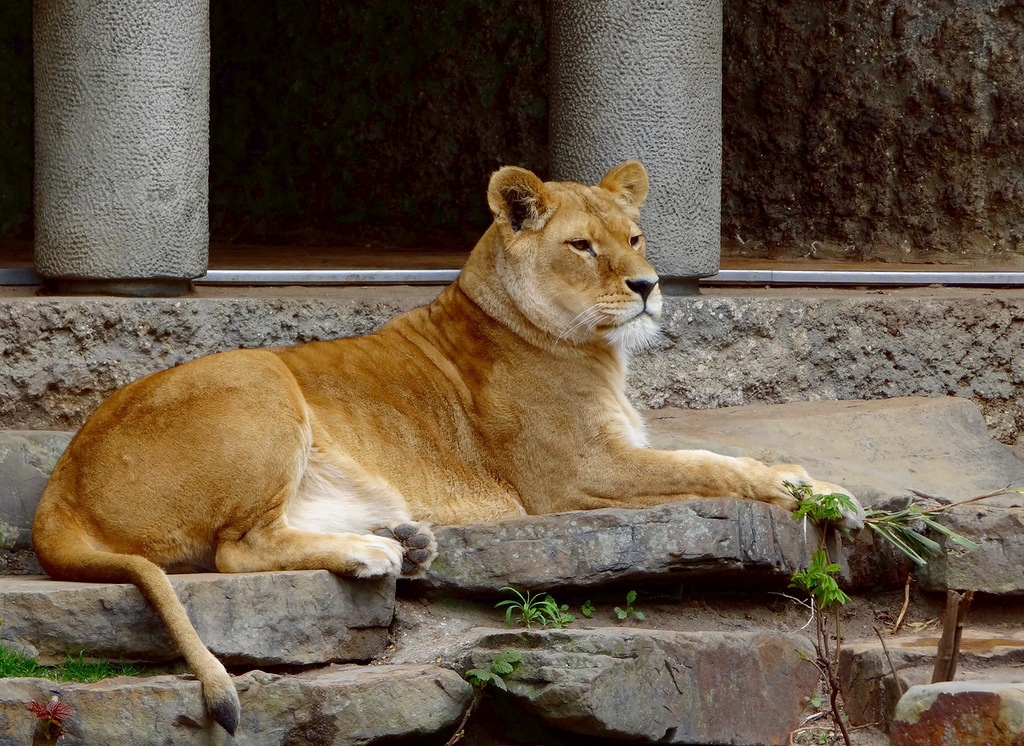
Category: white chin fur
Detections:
[{"x1": 604, "y1": 315, "x2": 661, "y2": 357}]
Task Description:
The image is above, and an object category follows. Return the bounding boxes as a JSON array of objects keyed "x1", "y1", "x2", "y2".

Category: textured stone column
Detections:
[
  {"x1": 549, "y1": 0, "x2": 722, "y2": 294},
  {"x1": 33, "y1": 0, "x2": 210, "y2": 296}
]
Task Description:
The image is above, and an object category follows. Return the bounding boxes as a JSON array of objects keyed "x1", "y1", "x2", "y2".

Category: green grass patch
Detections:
[{"x1": 0, "y1": 646, "x2": 152, "y2": 683}]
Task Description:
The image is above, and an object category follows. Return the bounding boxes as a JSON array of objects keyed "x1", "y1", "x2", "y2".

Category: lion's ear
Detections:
[
  {"x1": 487, "y1": 167, "x2": 554, "y2": 233},
  {"x1": 599, "y1": 160, "x2": 649, "y2": 217}
]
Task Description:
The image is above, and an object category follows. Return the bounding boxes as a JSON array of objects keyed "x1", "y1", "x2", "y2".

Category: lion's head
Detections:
[{"x1": 479, "y1": 161, "x2": 662, "y2": 355}]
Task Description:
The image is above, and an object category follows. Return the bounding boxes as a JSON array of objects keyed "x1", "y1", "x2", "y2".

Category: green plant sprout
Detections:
[
  {"x1": 787, "y1": 482, "x2": 859, "y2": 525},
  {"x1": 464, "y1": 650, "x2": 522, "y2": 692},
  {"x1": 496, "y1": 587, "x2": 576, "y2": 628},
  {"x1": 580, "y1": 600, "x2": 596, "y2": 618},
  {"x1": 495, "y1": 587, "x2": 548, "y2": 628},
  {"x1": 614, "y1": 590, "x2": 644, "y2": 622},
  {"x1": 537, "y1": 595, "x2": 574, "y2": 628},
  {"x1": 785, "y1": 482, "x2": 986, "y2": 746}
]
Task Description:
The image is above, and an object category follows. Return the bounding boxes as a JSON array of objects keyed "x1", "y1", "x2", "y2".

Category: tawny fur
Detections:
[{"x1": 32, "y1": 161, "x2": 861, "y2": 734}]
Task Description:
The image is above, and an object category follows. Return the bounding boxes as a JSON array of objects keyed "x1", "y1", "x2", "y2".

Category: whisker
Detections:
[{"x1": 555, "y1": 305, "x2": 600, "y2": 345}]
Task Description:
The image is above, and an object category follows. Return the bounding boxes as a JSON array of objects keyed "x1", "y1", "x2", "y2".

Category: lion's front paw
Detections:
[
  {"x1": 804, "y1": 479, "x2": 866, "y2": 531},
  {"x1": 350, "y1": 534, "x2": 405, "y2": 578},
  {"x1": 771, "y1": 466, "x2": 866, "y2": 531},
  {"x1": 372, "y1": 521, "x2": 438, "y2": 578}
]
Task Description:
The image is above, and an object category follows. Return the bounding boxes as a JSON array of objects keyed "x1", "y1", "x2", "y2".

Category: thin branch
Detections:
[
  {"x1": 909, "y1": 485, "x2": 1023, "y2": 512},
  {"x1": 893, "y1": 575, "x2": 912, "y2": 633},
  {"x1": 445, "y1": 691, "x2": 482, "y2": 746},
  {"x1": 874, "y1": 626, "x2": 905, "y2": 698}
]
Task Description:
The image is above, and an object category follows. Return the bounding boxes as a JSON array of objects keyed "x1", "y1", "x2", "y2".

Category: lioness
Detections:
[{"x1": 33, "y1": 161, "x2": 862, "y2": 734}]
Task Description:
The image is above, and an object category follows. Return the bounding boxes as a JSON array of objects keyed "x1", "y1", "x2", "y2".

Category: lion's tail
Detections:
[{"x1": 32, "y1": 504, "x2": 240, "y2": 734}]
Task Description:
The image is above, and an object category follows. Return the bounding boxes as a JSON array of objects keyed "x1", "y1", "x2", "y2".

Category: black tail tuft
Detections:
[{"x1": 210, "y1": 696, "x2": 240, "y2": 735}]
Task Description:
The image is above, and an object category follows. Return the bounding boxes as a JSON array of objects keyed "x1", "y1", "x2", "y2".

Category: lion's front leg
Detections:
[{"x1": 577, "y1": 447, "x2": 864, "y2": 529}]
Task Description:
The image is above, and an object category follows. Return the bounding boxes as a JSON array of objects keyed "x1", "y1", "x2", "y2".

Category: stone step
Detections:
[
  {"x1": 839, "y1": 628, "x2": 1024, "y2": 729},
  {"x1": 0, "y1": 571, "x2": 394, "y2": 667},
  {"x1": 463, "y1": 627, "x2": 819, "y2": 745},
  {"x1": 425, "y1": 497, "x2": 815, "y2": 594},
  {"x1": 0, "y1": 663, "x2": 471, "y2": 746}
]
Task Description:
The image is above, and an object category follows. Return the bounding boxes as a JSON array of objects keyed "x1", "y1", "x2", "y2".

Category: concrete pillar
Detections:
[
  {"x1": 33, "y1": 0, "x2": 210, "y2": 297},
  {"x1": 549, "y1": 0, "x2": 722, "y2": 295}
]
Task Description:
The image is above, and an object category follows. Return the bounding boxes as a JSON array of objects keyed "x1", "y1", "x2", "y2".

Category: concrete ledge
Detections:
[
  {"x1": 1, "y1": 287, "x2": 1022, "y2": 445},
  {"x1": 0, "y1": 664, "x2": 471, "y2": 745},
  {"x1": 0, "y1": 571, "x2": 394, "y2": 666}
]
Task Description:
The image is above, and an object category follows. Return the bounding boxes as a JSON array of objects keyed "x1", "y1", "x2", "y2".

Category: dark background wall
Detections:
[
  {"x1": 723, "y1": 0, "x2": 1024, "y2": 265},
  {"x1": 2, "y1": 0, "x2": 1022, "y2": 264}
]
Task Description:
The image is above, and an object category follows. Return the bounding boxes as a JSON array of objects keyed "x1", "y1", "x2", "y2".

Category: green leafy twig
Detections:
[
  {"x1": 789, "y1": 549, "x2": 849, "y2": 609},
  {"x1": 863, "y1": 501, "x2": 980, "y2": 567}
]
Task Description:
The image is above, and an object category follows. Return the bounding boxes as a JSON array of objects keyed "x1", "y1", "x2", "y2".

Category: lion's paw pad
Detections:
[{"x1": 371, "y1": 522, "x2": 438, "y2": 578}]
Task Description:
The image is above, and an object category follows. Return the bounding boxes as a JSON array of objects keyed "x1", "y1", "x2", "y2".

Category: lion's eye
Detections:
[
  {"x1": 569, "y1": 239, "x2": 596, "y2": 256},
  {"x1": 629, "y1": 234, "x2": 642, "y2": 248}
]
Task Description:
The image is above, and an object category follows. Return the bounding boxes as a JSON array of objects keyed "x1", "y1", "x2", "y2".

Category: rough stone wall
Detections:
[
  {"x1": 722, "y1": 0, "x2": 1024, "y2": 265},
  {"x1": 1, "y1": 289, "x2": 1021, "y2": 445}
]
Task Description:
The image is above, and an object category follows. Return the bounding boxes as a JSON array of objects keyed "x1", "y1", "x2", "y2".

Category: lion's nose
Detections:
[{"x1": 625, "y1": 278, "x2": 658, "y2": 301}]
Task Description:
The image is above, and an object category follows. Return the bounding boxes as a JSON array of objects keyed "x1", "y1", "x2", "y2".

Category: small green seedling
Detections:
[
  {"x1": 580, "y1": 600, "x2": 596, "y2": 618},
  {"x1": 538, "y1": 595, "x2": 574, "y2": 628},
  {"x1": 496, "y1": 587, "x2": 548, "y2": 628},
  {"x1": 464, "y1": 650, "x2": 522, "y2": 692},
  {"x1": 614, "y1": 590, "x2": 644, "y2": 622}
]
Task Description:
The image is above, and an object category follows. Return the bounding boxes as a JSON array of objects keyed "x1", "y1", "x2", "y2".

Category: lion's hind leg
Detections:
[
  {"x1": 215, "y1": 521, "x2": 404, "y2": 578},
  {"x1": 280, "y1": 432, "x2": 438, "y2": 578}
]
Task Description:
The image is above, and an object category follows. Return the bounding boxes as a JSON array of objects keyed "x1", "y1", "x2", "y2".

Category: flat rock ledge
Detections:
[
  {"x1": 0, "y1": 663, "x2": 472, "y2": 746},
  {"x1": 0, "y1": 571, "x2": 394, "y2": 666},
  {"x1": 465, "y1": 627, "x2": 819, "y2": 745},
  {"x1": 424, "y1": 498, "x2": 815, "y2": 594},
  {"x1": 839, "y1": 629, "x2": 1024, "y2": 728},
  {"x1": 891, "y1": 680, "x2": 1024, "y2": 746}
]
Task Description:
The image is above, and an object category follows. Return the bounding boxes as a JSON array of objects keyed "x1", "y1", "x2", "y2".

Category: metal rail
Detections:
[{"x1": 3, "y1": 267, "x2": 1024, "y2": 287}]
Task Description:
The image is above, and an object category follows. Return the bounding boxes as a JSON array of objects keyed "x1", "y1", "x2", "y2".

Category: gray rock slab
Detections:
[
  {"x1": 645, "y1": 396, "x2": 1024, "y2": 506},
  {"x1": 0, "y1": 430, "x2": 71, "y2": 551},
  {"x1": 892, "y1": 680, "x2": 1024, "y2": 746},
  {"x1": 915, "y1": 500, "x2": 1024, "y2": 595},
  {"x1": 466, "y1": 627, "x2": 819, "y2": 745},
  {"x1": 0, "y1": 571, "x2": 394, "y2": 666},
  {"x1": 0, "y1": 664, "x2": 472, "y2": 746},
  {"x1": 423, "y1": 498, "x2": 816, "y2": 595},
  {"x1": 839, "y1": 629, "x2": 1024, "y2": 727}
]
